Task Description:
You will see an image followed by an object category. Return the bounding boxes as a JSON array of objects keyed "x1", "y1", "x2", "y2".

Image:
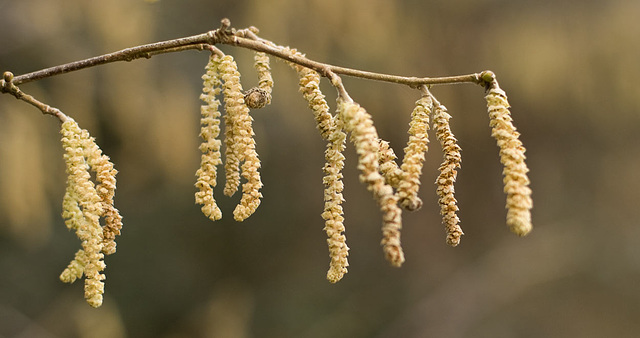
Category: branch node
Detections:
[
  {"x1": 480, "y1": 70, "x2": 496, "y2": 89},
  {"x1": 220, "y1": 18, "x2": 231, "y2": 31},
  {"x1": 3, "y1": 71, "x2": 14, "y2": 82},
  {"x1": 248, "y1": 26, "x2": 260, "y2": 34}
]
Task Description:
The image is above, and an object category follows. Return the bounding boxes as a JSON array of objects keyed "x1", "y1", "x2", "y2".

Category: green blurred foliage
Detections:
[{"x1": 1, "y1": 0, "x2": 639, "y2": 337}]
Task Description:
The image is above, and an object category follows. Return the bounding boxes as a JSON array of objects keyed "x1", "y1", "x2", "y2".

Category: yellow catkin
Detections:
[
  {"x1": 338, "y1": 100, "x2": 405, "y2": 267},
  {"x1": 485, "y1": 83, "x2": 533, "y2": 236},
  {"x1": 218, "y1": 54, "x2": 263, "y2": 220},
  {"x1": 81, "y1": 129, "x2": 121, "y2": 255},
  {"x1": 397, "y1": 95, "x2": 433, "y2": 211},
  {"x1": 322, "y1": 125, "x2": 348, "y2": 282},
  {"x1": 433, "y1": 104, "x2": 464, "y2": 246},
  {"x1": 220, "y1": 55, "x2": 244, "y2": 196},
  {"x1": 254, "y1": 52, "x2": 273, "y2": 95},
  {"x1": 296, "y1": 66, "x2": 349, "y2": 282},
  {"x1": 195, "y1": 53, "x2": 224, "y2": 221},
  {"x1": 60, "y1": 118, "x2": 106, "y2": 308}
]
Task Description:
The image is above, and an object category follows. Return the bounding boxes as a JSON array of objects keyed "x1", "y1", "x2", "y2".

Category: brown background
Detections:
[{"x1": 1, "y1": 0, "x2": 639, "y2": 337}]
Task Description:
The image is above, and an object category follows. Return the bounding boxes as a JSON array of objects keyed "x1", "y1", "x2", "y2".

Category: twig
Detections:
[
  {"x1": 1, "y1": 72, "x2": 67, "y2": 121},
  {"x1": 12, "y1": 35, "x2": 216, "y2": 85}
]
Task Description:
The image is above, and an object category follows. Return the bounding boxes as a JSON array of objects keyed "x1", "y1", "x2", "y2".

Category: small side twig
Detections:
[{"x1": 1, "y1": 72, "x2": 67, "y2": 122}]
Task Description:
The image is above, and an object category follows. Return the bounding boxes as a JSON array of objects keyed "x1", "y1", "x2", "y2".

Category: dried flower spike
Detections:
[
  {"x1": 484, "y1": 73, "x2": 532, "y2": 236},
  {"x1": 433, "y1": 103, "x2": 464, "y2": 246},
  {"x1": 338, "y1": 99, "x2": 404, "y2": 267},
  {"x1": 195, "y1": 53, "x2": 224, "y2": 221},
  {"x1": 397, "y1": 95, "x2": 433, "y2": 211}
]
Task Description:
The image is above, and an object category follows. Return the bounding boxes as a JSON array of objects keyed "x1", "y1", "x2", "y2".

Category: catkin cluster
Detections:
[
  {"x1": 59, "y1": 118, "x2": 122, "y2": 308},
  {"x1": 5, "y1": 22, "x2": 534, "y2": 307},
  {"x1": 189, "y1": 48, "x2": 531, "y2": 283},
  {"x1": 194, "y1": 51, "x2": 272, "y2": 223}
]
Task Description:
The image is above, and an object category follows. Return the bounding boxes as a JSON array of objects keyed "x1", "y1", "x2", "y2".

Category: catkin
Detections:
[
  {"x1": 220, "y1": 55, "x2": 244, "y2": 196},
  {"x1": 338, "y1": 100, "x2": 405, "y2": 267},
  {"x1": 297, "y1": 66, "x2": 349, "y2": 282},
  {"x1": 433, "y1": 104, "x2": 464, "y2": 246},
  {"x1": 60, "y1": 118, "x2": 107, "y2": 308},
  {"x1": 397, "y1": 95, "x2": 433, "y2": 211},
  {"x1": 219, "y1": 54, "x2": 263, "y2": 220},
  {"x1": 485, "y1": 81, "x2": 532, "y2": 236},
  {"x1": 81, "y1": 129, "x2": 121, "y2": 255},
  {"x1": 195, "y1": 53, "x2": 224, "y2": 221},
  {"x1": 322, "y1": 127, "x2": 349, "y2": 282}
]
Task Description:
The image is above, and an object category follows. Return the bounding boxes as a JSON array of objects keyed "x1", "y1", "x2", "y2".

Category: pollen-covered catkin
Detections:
[
  {"x1": 81, "y1": 128, "x2": 121, "y2": 255},
  {"x1": 60, "y1": 118, "x2": 107, "y2": 308},
  {"x1": 219, "y1": 54, "x2": 263, "y2": 220},
  {"x1": 397, "y1": 95, "x2": 433, "y2": 211},
  {"x1": 295, "y1": 66, "x2": 349, "y2": 282},
  {"x1": 195, "y1": 53, "x2": 224, "y2": 221},
  {"x1": 485, "y1": 81, "x2": 532, "y2": 236},
  {"x1": 433, "y1": 104, "x2": 464, "y2": 246},
  {"x1": 294, "y1": 65, "x2": 333, "y2": 139},
  {"x1": 220, "y1": 55, "x2": 244, "y2": 196},
  {"x1": 323, "y1": 124, "x2": 348, "y2": 282},
  {"x1": 338, "y1": 99, "x2": 405, "y2": 267},
  {"x1": 254, "y1": 52, "x2": 273, "y2": 95}
]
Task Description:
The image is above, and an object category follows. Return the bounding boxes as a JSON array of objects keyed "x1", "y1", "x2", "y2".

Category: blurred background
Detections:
[{"x1": 1, "y1": 0, "x2": 639, "y2": 337}]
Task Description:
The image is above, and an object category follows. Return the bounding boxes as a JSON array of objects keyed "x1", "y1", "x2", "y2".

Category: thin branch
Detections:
[
  {"x1": 223, "y1": 34, "x2": 484, "y2": 88},
  {"x1": 6, "y1": 19, "x2": 487, "y2": 90},
  {"x1": 12, "y1": 34, "x2": 217, "y2": 85}
]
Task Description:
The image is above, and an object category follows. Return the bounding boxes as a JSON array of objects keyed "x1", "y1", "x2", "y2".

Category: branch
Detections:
[
  {"x1": 6, "y1": 18, "x2": 487, "y2": 90},
  {"x1": 223, "y1": 33, "x2": 484, "y2": 88},
  {"x1": 12, "y1": 37, "x2": 215, "y2": 85}
]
